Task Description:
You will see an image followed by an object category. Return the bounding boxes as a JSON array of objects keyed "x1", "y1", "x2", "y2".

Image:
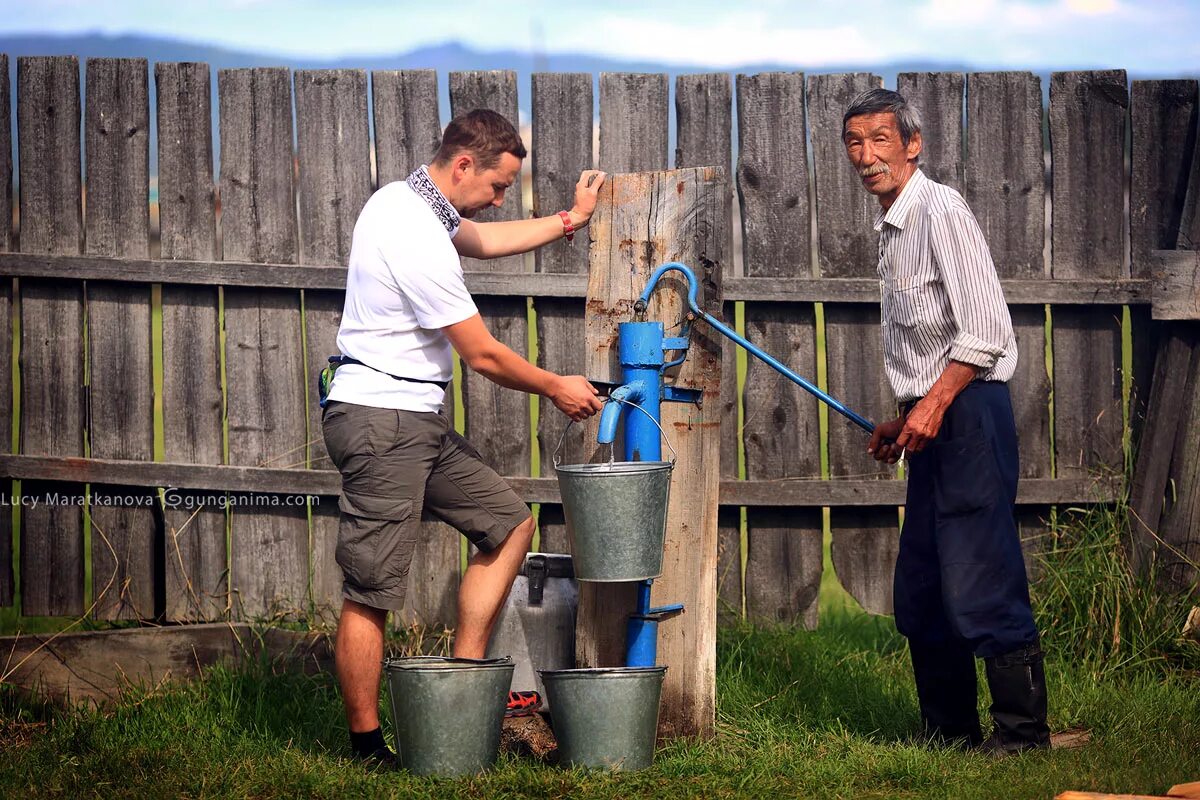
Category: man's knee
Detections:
[{"x1": 507, "y1": 515, "x2": 535, "y2": 545}]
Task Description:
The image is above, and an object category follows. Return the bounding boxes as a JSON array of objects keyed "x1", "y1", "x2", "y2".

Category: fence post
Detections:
[{"x1": 575, "y1": 167, "x2": 726, "y2": 739}]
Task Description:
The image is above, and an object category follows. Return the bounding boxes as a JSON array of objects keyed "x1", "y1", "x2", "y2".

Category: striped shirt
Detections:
[{"x1": 875, "y1": 169, "x2": 1017, "y2": 403}]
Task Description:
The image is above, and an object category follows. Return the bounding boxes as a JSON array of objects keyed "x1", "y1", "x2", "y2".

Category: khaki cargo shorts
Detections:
[{"x1": 322, "y1": 401, "x2": 531, "y2": 611}]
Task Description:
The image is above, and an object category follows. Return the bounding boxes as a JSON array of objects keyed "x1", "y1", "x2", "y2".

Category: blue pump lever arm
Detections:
[{"x1": 635, "y1": 263, "x2": 876, "y2": 435}]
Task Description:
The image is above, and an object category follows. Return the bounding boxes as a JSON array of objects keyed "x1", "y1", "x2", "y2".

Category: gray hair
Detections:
[{"x1": 842, "y1": 88, "x2": 922, "y2": 146}]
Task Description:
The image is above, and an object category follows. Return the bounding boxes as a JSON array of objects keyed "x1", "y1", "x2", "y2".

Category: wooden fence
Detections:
[{"x1": 0, "y1": 56, "x2": 1196, "y2": 628}]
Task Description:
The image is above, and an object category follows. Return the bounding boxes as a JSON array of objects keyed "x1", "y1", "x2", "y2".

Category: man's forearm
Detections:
[
  {"x1": 924, "y1": 360, "x2": 979, "y2": 414},
  {"x1": 459, "y1": 212, "x2": 581, "y2": 259},
  {"x1": 464, "y1": 341, "x2": 558, "y2": 396}
]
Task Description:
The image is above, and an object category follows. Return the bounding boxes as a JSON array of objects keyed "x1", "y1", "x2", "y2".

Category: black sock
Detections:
[{"x1": 349, "y1": 726, "x2": 388, "y2": 757}]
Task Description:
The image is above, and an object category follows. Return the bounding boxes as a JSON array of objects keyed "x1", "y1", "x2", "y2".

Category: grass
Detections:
[{"x1": 2, "y1": 506, "x2": 1199, "y2": 799}]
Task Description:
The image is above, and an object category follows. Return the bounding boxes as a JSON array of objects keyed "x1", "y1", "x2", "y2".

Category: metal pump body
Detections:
[
  {"x1": 597, "y1": 320, "x2": 697, "y2": 668},
  {"x1": 598, "y1": 262, "x2": 878, "y2": 668}
]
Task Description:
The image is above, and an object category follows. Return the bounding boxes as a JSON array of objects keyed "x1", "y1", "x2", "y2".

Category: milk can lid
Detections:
[{"x1": 521, "y1": 552, "x2": 575, "y2": 579}]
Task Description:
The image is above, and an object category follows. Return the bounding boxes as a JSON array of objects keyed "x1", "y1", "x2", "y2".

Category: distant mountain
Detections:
[
  {"x1": 0, "y1": 32, "x2": 985, "y2": 85},
  {"x1": 0, "y1": 32, "x2": 1175, "y2": 175}
]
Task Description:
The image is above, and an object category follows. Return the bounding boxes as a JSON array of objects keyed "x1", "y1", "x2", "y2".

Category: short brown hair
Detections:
[{"x1": 432, "y1": 108, "x2": 527, "y2": 169}]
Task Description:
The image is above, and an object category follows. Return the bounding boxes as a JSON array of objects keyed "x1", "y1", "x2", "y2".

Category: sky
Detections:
[{"x1": 0, "y1": 0, "x2": 1197, "y2": 72}]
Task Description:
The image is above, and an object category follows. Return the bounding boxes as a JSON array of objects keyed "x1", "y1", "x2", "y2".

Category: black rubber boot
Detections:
[
  {"x1": 909, "y1": 641, "x2": 984, "y2": 748},
  {"x1": 980, "y1": 642, "x2": 1051, "y2": 755}
]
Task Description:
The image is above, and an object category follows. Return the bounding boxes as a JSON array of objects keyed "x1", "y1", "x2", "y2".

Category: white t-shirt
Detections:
[{"x1": 327, "y1": 168, "x2": 478, "y2": 412}]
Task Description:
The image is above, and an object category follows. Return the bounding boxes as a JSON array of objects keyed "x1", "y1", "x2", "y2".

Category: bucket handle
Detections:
[{"x1": 553, "y1": 396, "x2": 678, "y2": 467}]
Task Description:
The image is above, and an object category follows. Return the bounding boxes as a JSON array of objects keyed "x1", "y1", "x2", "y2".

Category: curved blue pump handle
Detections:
[{"x1": 636, "y1": 262, "x2": 876, "y2": 435}]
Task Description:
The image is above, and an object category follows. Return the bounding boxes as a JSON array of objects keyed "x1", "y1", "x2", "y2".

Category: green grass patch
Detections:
[{"x1": 3, "y1": 504, "x2": 1198, "y2": 799}]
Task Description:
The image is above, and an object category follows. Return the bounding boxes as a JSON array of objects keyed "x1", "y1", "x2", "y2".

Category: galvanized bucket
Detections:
[
  {"x1": 554, "y1": 460, "x2": 673, "y2": 581},
  {"x1": 540, "y1": 666, "x2": 667, "y2": 770},
  {"x1": 383, "y1": 656, "x2": 514, "y2": 776}
]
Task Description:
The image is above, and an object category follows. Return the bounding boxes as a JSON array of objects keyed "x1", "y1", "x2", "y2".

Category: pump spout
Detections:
[{"x1": 596, "y1": 380, "x2": 648, "y2": 445}]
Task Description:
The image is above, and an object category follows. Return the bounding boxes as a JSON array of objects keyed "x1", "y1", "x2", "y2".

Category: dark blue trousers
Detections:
[{"x1": 893, "y1": 381, "x2": 1039, "y2": 659}]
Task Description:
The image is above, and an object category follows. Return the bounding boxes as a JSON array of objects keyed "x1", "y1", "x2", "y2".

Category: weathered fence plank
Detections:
[
  {"x1": 965, "y1": 73, "x2": 1046, "y2": 277},
  {"x1": 578, "y1": 167, "x2": 725, "y2": 739},
  {"x1": 736, "y1": 72, "x2": 821, "y2": 626},
  {"x1": 966, "y1": 71, "x2": 1052, "y2": 566},
  {"x1": 1147, "y1": 340, "x2": 1200, "y2": 592},
  {"x1": 599, "y1": 73, "x2": 669, "y2": 172},
  {"x1": 17, "y1": 56, "x2": 85, "y2": 616},
  {"x1": 157, "y1": 61, "x2": 226, "y2": 621},
  {"x1": 449, "y1": 71, "x2": 530, "y2": 489},
  {"x1": 676, "y1": 73, "x2": 742, "y2": 624},
  {"x1": 577, "y1": 72, "x2": 672, "y2": 664},
  {"x1": 85, "y1": 58, "x2": 155, "y2": 620},
  {"x1": 0, "y1": 53, "x2": 11, "y2": 607},
  {"x1": 966, "y1": 72, "x2": 1049, "y2": 471},
  {"x1": 368, "y1": 68, "x2": 459, "y2": 627},
  {"x1": 1130, "y1": 80, "x2": 1198, "y2": 439},
  {"x1": 530, "y1": 72, "x2": 593, "y2": 557},
  {"x1": 1132, "y1": 81, "x2": 1198, "y2": 271},
  {"x1": 897, "y1": 72, "x2": 963, "y2": 191},
  {"x1": 809, "y1": 72, "x2": 897, "y2": 615},
  {"x1": 1129, "y1": 324, "x2": 1197, "y2": 574},
  {"x1": 1138, "y1": 248, "x2": 1200, "y2": 590},
  {"x1": 294, "y1": 68, "x2": 373, "y2": 620},
  {"x1": 371, "y1": 69, "x2": 441, "y2": 186},
  {"x1": 1050, "y1": 70, "x2": 1128, "y2": 478},
  {"x1": 218, "y1": 67, "x2": 309, "y2": 620},
  {"x1": 1183, "y1": 113, "x2": 1200, "y2": 251}
]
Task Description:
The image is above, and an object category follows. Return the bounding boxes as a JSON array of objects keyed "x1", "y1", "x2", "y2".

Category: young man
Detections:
[
  {"x1": 322, "y1": 109, "x2": 606, "y2": 766},
  {"x1": 843, "y1": 89, "x2": 1050, "y2": 754}
]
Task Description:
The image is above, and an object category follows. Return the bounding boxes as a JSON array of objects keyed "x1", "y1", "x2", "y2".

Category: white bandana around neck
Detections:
[{"x1": 406, "y1": 165, "x2": 461, "y2": 234}]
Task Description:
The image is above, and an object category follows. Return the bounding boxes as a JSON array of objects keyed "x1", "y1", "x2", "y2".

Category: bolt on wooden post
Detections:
[{"x1": 574, "y1": 166, "x2": 727, "y2": 739}]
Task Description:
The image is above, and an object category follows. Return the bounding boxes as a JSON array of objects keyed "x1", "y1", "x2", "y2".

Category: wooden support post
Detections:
[{"x1": 575, "y1": 167, "x2": 726, "y2": 739}]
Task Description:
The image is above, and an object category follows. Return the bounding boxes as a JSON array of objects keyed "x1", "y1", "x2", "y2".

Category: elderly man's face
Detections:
[{"x1": 843, "y1": 112, "x2": 922, "y2": 207}]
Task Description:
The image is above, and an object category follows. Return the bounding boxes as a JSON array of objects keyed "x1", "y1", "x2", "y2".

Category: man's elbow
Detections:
[{"x1": 461, "y1": 345, "x2": 501, "y2": 375}]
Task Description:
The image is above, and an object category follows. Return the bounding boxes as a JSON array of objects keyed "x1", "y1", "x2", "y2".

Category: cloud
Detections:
[
  {"x1": 545, "y1": 12, "x2": 884, "y2": 68},
  {"x1": 1064, "y1": 0, "x2": 1118, "y2": 14}
]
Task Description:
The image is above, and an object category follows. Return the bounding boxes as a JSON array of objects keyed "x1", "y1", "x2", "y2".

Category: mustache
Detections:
[{"x1": 859, "y1": 163, "x2": 891, "y2": 178}]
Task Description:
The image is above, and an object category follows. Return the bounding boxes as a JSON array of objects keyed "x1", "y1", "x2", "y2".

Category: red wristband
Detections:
[{"x1": 557, "y1": 210, "x2": 575, "y2": 242}]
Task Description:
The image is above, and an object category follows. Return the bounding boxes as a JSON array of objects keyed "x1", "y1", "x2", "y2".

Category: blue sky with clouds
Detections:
[{"x1": 2, "y1": 0, "x2": 1197, "y2": 72}]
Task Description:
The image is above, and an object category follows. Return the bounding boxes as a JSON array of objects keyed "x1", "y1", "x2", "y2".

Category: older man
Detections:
[
  {"x1": 843, "y1": 88, "x2": 1049, "y2": 754},
  {"x1": 323, "y1": 108, "x2": 606, "y2": 766}
]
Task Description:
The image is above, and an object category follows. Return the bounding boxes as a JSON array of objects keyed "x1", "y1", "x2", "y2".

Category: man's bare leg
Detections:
[
  {"x1": 453, "y1": 515, "x2": 535, "y2": 658},
  {"x1": 336, "y1": 598, "x2": 389, "y2": 733}
]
